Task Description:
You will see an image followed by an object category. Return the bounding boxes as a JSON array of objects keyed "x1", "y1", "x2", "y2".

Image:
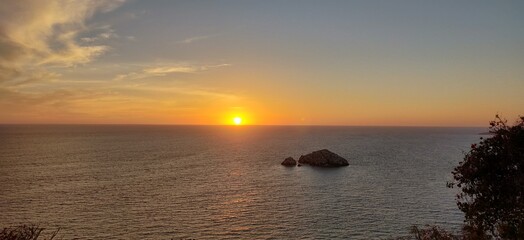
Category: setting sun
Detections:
[{"x1": 233, "y1": 117, "x2": 242, "y2": 125}]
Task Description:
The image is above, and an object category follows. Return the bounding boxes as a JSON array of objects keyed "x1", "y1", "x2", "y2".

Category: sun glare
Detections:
[{"x1": 233, "y1": 117, "x2": 242, "y2": 125}]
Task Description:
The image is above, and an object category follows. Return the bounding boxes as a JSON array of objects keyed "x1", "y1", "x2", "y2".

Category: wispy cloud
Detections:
[
  {"x1": 0, "y1": 80, "x2": 240, "y2": 123},
  {"x1": 6, "y1": 71, "x2": 62, "y2": 87},
  {"x1": 114, "y1": 63, "x2": 231, "y2": 81},
  {"x1": 175, "y1": 34, "x2": 215, "y2": 44},
  {"x1": 144, "y1": 66, "x2": 200, "y2": 75},
  {"x1": 80, "y1": 26, "x2": 119, "y2": 43},
  {"x1": 122, "y1": 85, "x2": 239, "y2": 100},
  {"x1": 0, "y1": 1, "x2": 241, "y2": 124},
  {"x1": 0, "y1": 0, "x2": 125, "y2": 84},
  {"x1": 0, "y1": 86, "x2": 128, "y2": 123}
]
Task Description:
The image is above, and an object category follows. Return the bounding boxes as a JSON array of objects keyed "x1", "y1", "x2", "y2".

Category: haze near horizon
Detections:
[{"x1": 1, "y1": 0, "x2": 523, "y2": 126}]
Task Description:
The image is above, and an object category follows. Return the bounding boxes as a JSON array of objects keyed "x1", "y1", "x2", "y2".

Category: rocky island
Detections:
[
  {"x1": 282, "y1": 149, "x2": 349, "y2": 167},
  {"x1": 281, "y1": 157, "x2": 297, "y2": 166}
]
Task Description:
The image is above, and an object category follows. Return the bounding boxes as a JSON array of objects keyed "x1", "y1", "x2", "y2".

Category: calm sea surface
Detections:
[{"x1": 0, "y1": 125, "x2": 484, "y2": 239}]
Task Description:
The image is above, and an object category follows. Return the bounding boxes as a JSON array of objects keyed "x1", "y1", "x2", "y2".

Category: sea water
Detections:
[{"x1": 0, "y1": 125, "x2": 483, "y2": 239}]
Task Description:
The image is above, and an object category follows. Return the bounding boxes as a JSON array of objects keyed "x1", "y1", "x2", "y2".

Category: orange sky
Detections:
[{"x1": 0, "y1": 1, "x2": 522, "y2": 126}]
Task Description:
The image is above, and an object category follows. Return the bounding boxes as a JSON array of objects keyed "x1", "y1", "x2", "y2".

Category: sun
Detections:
[{"x1": 233, "y1": 117, "x2": 242, "y2": 125}]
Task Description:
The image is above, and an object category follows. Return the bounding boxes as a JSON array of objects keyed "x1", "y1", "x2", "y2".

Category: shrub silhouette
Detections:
[
  {"x1": 0, "y1": 225, "x2": 59, "y2": 240},
  {"x1": 450, "y1": 115, "x2": 524, "y2": 238},
  {"x1": 397, "y1": 115, "x2": 524, "y2": 240}
]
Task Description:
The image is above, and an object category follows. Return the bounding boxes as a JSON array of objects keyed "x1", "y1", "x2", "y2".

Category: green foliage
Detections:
[
  {"x1": 451, "y1": 115, "x2": 524, "y2": 238},
  {"x1": 0, "y1": 225, "x2": 59, "y2": 240}
]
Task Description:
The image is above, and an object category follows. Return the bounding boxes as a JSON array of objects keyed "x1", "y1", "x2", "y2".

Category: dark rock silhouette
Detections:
[
  {"x1": 281, "y1": 157, "x2": 297, "y2": 166},
  {"x1": 298, "y1": 149, "x2": 349, "y2": 167}
]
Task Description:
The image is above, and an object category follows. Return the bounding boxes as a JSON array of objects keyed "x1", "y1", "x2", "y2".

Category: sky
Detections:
[{"x1": 0, "y1": 0, "x2": 523, "y2": 126}]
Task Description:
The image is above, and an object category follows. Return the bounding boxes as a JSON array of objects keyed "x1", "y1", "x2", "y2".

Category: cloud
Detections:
[
  {"x1": 0, "y1": 86, "x2": 126, "y2": 123},
  {"x1": 144, "y1": 63, "x2": 232, "y2": 76},
  {"x1": 0, "y1": 81, "x2": 239, "y2": 123},
  {"x1": 114, "y1": 63, "x2": 231, "y2": 80},
  {"x1": 121, "y1": 84, "x2": 239, "y2": 100},
  {"x1": 144, "y1": 66, "x2": 200, "y2": 75},
  {"x1": 80, "y1": 25, "x2": 119, "y2": 42},
  {"x1": 6, "y1": 71, "x2": 62, "y2": 87},
  {"x1": 0, "y1": 87, "x2": 104, "y2": 112},
  {"x1": 185, "y1": 89, "x2": 238, "y2": 99},
  {"x1": 0, "y1": 65, "x2": 20, "y2": 83},
  {"x1": 175, "y1": 35, "x2": 214, "y2": 44},
  {"x1": 0, "y1": 1, "x2": 242, "y2": 124},
  {"x1": 0, "y1": 0, "x2": 125, "y2": 83}
]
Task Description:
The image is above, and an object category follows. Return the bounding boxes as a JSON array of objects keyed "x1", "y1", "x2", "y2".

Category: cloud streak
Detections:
[
  {"x1": 144, "y1": 66, "x2": 200, "y2": 75},
  {"x1": 80, "y1": 26, "x2": 119, "y2": 43},
  {"x1": 176, "y1": 35, "x2": 214, "y2": 44},
  {"x1": 114, "y1": 63, "x2": 231, "y2": 80}
]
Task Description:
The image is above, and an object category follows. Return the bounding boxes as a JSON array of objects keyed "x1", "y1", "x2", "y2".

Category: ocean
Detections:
[{"x1": 0, "y1": 125, "x2": 484, "y2": 239}]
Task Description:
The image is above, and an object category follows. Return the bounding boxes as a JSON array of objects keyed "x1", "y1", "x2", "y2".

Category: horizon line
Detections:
[{"x1": 0, "y1": 123, "x2": 488, "y2": 128}]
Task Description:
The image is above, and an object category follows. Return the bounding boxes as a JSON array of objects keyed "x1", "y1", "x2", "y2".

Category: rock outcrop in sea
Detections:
[
  {"x1": 298, "y1": 149, "x2": 349, "y2": 167},
  {"x1": 281, "y1": 157, "x2": 297, "y2": 166}
]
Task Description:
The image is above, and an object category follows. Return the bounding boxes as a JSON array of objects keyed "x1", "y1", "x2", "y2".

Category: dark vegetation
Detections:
[
  {"x1": 0, "y1": 225, "x2": 59, "y2": 240},
  {"x1": 399, "y1": 115, "x2": 524, "y2": 240},
  {"x1": 451, "y1": 115, "x2": 524, "y2": 238},
  {"x1": 394, "y1": 225, "x2": 461, "y2": 240}
]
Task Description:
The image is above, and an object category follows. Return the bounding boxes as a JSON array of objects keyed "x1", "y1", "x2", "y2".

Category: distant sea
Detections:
[{"x1": 0, "y1": 125, "x2": 484, "y2": 239}]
